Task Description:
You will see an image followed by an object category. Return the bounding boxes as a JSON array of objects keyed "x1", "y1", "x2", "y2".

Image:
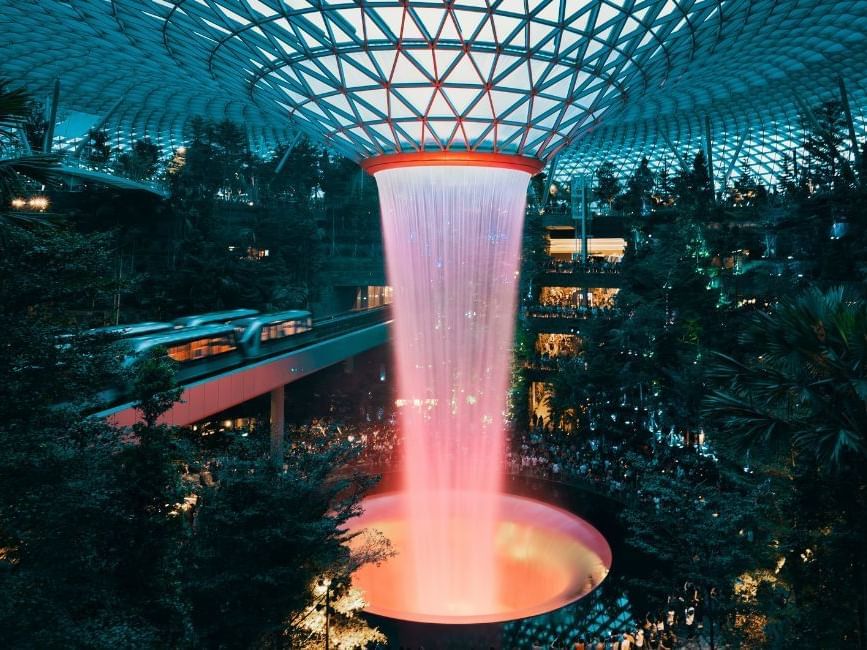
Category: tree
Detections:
[
  {"x1": 801, "y1": 100, "x2": 851, "y2": 193},
  {"x1": 705, "y1": 287, "x2": 867, "y2": 646},
  {"x1": 619, "y1": 449, "x2": 767, "y2": 649},
  {"x1": 263, "y1": 137, "x2": 321, "y2": 207},
  {"x1": 81, "y1": 128, "x2": 112, "y2": 166},
  {"x1": 111, "y1": 350, "x2": 193, "y2": 646},
  {"x1": 132, "y1": 348, "x2": 184, "y2": 428},
  {"x1": 115, "y1": 138, "x2": 160, "y2": 181},
  {"x1": 706, "y1": 287, "x2": 867, "y2": 467},
  {"x1": 619, "y1": 157, "x2": 655, "y2": 216},
  {"x1": 21, "y1": 98, "x2": 48, "y2": 152},
  {"x1": 186, "y1": 435, "x2": 388, "y2": 648},
  {"x1": 593, "y1": 161, "x2": 621, "y2": 212},
  {"x1": 0, "y1": 223, "x2": 170, "y2": 648},
  {"x1": 730, "y1": 160, "x2": 768, "y2": 209},
  {"x1": 675, "y1": 150, "x2": 714, "y2": 214}
]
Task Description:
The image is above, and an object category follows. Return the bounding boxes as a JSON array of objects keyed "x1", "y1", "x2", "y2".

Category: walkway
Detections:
[{"x1": 57, "y1": 159, "x2": 169, "y2": 197}]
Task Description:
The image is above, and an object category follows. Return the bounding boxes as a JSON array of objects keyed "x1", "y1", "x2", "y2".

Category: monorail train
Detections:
[
  {"x1": 233, "y1": 310, "x2": 314, "y2": 359},
  {"x1": 98, "y1": 307, "x2": 388, "y2": 403},
  {"x1": 123, "y1": 323, "x2": 245, "y2": 384}
]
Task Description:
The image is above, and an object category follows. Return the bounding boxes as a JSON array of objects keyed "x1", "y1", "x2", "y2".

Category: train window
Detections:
[
  {"x1": 260, "y1": 318, "x2": 312, "y2": 342},
  {"x1": 167, "y1": 336, "x2": 237, "y2": 362}
]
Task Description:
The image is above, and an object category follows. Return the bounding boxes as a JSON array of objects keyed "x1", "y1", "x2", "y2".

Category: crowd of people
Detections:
[
  {"x1": 508, "y1": 416, "x2": 718, "y2": 502},
  {"x1": 286, "y1": 408, "x2": 401, "y2": 470},
  {"x1": 526, "y1": 304, "x2": 612, "y2": 319},
  {"x1": 544, "y1": 257, "x2": 622, "y2": 275},
  {"x1": 525, "y1": 354, "x2": 577, "y2": 370},
  {"x1": 539, "y1": 581, "x2": 708, "y2": 648},
  {"x1": 508, "y1": 427, "x2": 636, "y2": 497}
]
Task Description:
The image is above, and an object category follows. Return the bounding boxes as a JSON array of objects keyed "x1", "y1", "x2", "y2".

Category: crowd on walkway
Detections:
[
  {"x1": 286, "y1": 408, "x2": 401, "y2": 469},
  {"x1": 541, "y1": 581, "x2": 708, "y2": 648},
  {"x1": 508, "y1": 417, "x2": 718, "y2": 502},
  {"x1": 527, "y1": 304, "x2": 611, "y2": 319},
  {"x1": 544, "y1": 257, "x2": 622, "y2": 275},
  {"x1": 576, "y1": 585, "x2": 708, "y2": 648},
  {"x1": 507, "y1": 427, "x2": 636, "y2": 497}
]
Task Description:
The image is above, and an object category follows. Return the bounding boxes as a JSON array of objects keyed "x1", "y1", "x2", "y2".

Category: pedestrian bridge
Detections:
[{"x1": 57, "y1": 161, "x2": 170, "y2": 197}]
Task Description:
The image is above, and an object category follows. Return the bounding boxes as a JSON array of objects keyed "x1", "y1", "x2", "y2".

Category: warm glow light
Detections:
[
  {"x1": 347, "y1": 493, "x2": 611, "y2": 624},
  {"x1": 547, "y1": 237, "x2": 627, "y2": 258},
  {"x1": 28, "y1": 196, "x2": 49, "y2": 211}
]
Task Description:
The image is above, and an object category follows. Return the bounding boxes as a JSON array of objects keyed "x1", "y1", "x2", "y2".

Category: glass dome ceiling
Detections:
[{"x1": 2, "y1": 0, "x2": 867, "y2": 179}]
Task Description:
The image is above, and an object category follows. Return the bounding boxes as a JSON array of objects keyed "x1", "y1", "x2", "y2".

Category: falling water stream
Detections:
[
  {"x1": 347, "y1": 163, "x2": 612, "y2": 625},
  {"x1": 376, "y1": 165, "x2": 529, "y2": 615}
]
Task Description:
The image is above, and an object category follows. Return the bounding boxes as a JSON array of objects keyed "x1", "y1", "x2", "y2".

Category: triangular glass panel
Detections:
[
  {"x1": 405, "y1": 48, "x2": 436, "y2": 81},
  {"x1": 452, "y1": 8, "x2": 488, "y2": 40},
  {"x1": 533, "y1": 0, "x2": 561, "y2": 23},
  {"x1": 401, "y1": 10, "x2": 427, "y2": 41},
  {"x1": 394, "y1": 87, "x2": 434, "y2": 116},
  {"x1": 492, "y1": 13, "x2": 524, "y2": 44},
  {"x1": 475, "y1": 16, "x2": 496, "y2": 44},
  {"x1": 345, "y1": 51, "x2": 384, "y2": 83},
  {"x1": 444, "y1": 53, "x2": 482, "y2": 85},
  {"x1": 411, "y1": 6, "x2": 446, "y2": 41},
  {"x1": 435, "y1": 48, "x2": 463, "y2": 79},
  {"x1": 489, "y1": 88, "x2": 522, "y2": 116},
  {"x1": 428, "y1": 90, "x2": 456, "y2": 118},
  {"x1": 438, "y1": 13, "x2": 461, "y2": 42},
  {"x1": 504, "y1": 96, "x2": 530, "y2": 123},
  {"x1": 370, "y1": 49, "x2": 397, "y2": 80},
  {"x1": 369, "y1": 122, "x2": 396, "y2": 147},
  {"x1": 462, "y1": 119, "x2": 491, "y2": 149},
  {"x1": 355, "y1": 88, "x2": 389, "y2": 118},
  {"x1": 370, "y1": 7, "x2": 403, "y2": 39},
  {"x1": 468, "y1": 50, "x2": 496, "y2": 82},
  {"x1": 531, "y1": 95, "x2": 562, "y2": 118},
  {"x1": 441, "y1": 86, "x2": 482, "y2": 116},
  {"x1": 363, "y1": 11, "x2": 389, "y2": 41},
  {"x1": 498, "y1": 60, "x2": 532, "y2": 91},
  {"x1": 393, "y1": 51, "x2": 432, "y2": 84}
]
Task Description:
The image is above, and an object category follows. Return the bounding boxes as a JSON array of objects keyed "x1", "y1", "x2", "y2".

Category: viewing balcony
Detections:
[{"x1": 538, "y1": 258, "x2": 623, "y2": 288}]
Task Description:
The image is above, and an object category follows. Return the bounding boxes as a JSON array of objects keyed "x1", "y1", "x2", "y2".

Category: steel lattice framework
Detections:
[{"x1": 3, "y1": 1, "x2": 867, "y2": 183}]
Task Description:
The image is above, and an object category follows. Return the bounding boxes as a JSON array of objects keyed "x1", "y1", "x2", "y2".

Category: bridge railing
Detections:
[
  {"x1": 56, "y1": 154, "x2": 170, "y2": 196},
  {"x1": 312, "y1": 305, "x2": 392, "y2": 340}
]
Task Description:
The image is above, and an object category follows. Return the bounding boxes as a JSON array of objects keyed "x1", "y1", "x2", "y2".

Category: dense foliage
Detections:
[
  {"x1": 531, "y1": 95, "x2": 867, "y2": 646},
  {"x1": 0, "y1": 82, "x2": 386, "y2": 649}
]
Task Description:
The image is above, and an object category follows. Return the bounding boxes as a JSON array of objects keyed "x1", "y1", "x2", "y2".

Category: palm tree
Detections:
[
  {"x1": 705, "y1": 286, "x2": 867, "y2": 469},
  {"x1": 0, "y1": 80, "x2": 60, "y2": 222}
]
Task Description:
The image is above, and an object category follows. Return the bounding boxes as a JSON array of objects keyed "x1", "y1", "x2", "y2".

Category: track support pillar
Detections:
[{"x1": 270, "y1": 386, "x2": 285, "y2": 466}]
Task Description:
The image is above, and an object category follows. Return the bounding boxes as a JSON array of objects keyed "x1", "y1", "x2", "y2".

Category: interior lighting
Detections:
[{"x1": 28, "y1": 196, "x2": 49, "y2": 211}]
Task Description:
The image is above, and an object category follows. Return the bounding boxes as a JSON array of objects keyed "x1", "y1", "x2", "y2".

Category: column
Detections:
[{"x1": 270, "y1": 386, "x2": 284, "y2": 466}]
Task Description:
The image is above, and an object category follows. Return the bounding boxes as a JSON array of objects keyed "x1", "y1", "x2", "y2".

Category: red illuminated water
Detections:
[
  {"x1": 348, "y1": 493, "x2": 612, "y2": 624},
  {"x1": 375, "y1": 165, "x2": 531, "y2": 616}
]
